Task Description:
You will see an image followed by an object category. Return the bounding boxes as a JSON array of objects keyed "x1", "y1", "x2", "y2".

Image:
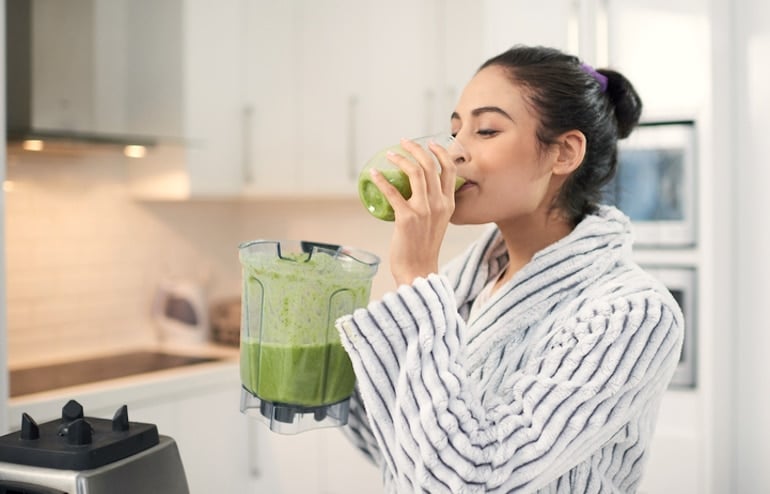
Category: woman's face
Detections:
[{"x1": 450, "y1": 65, "x2": 561, "y2": 226}]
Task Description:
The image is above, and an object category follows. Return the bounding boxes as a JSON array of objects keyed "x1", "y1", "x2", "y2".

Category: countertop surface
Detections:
[
  {"x1": 7, "y1": 342, "x2": 240, "y2": 420},
  {"x1": 9, "y1": 349, "x2": 229, "y2": 397}
]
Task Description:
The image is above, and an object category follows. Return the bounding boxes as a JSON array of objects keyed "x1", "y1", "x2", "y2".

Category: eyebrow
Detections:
[{"x1": 451, "y1": 106, "x2": 514, "y2": 121}]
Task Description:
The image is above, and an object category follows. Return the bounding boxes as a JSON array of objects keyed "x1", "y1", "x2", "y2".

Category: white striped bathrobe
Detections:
[{"x1": 336, "y1": 206, "x2": 684, "y2": 493}]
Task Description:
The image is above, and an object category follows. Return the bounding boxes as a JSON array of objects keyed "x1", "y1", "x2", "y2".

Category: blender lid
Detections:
[
  {"x1": 238, "y1": 238, "x2": 380, "y2": 269},
  {"x1": 0, "y1": 400, "x2": 160, "y2": 470}
]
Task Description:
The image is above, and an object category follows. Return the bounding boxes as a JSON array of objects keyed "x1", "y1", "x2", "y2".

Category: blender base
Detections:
[{"x1": 240, "y1": 387, "x2": 351, "y2": 435}]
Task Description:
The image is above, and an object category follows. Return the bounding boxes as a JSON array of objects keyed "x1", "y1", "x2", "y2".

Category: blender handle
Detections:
[
  {"x1": 242, "y1": 105, "x2": 255, "y2": 185},
  {"x1": 274, "y1": 241, "x2": 342, "y2": 262},
  {"x1": 347, "y1": 94, "x2": 358, "y2": 181},
  {"x1": 300, "y1": 241, "x2": 342, "y2": 255},
  {"x1": 424, "y1": 88, "x2": 435, "y2": 136}
]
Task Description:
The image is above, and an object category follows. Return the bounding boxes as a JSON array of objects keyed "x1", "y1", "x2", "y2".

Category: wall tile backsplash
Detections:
[{"x1": 4, "y1": 150, "x2": 486, "y2": 366}]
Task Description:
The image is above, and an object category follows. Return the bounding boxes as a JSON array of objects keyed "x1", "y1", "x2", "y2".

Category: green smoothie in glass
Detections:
[{"x1": 358, "y1": 134, "x2": 466, "y2": 221}]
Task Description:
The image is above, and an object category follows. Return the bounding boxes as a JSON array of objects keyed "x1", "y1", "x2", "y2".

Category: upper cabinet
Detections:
[
  {"x1": 605, "y1": 0, "x2": 710, "y2": 119},
  {"x1": 136, "y1": 0, "x2": 697, "y2": 200},
  {"x1": 15, "y1": 0, "x2": 707, "y2": 199},
  {"x1": 130, "y1": 0, "x2": 489, "y2": 199},
  {"x1": 478, "y1": 0, "x2": 575, "y2": 56},
  {"x1": 128, "y1": 0, "x2": 246, "y2": 198}
]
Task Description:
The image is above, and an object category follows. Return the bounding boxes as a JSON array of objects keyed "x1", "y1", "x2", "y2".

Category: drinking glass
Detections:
[{"x1": 357, "y1": 134, "x2": 465, "y2": 221}]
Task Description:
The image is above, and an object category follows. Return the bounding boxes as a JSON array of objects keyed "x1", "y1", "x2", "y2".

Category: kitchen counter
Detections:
[{"x1": 6, "y1": 342, "x2": 240, "y2": 428}]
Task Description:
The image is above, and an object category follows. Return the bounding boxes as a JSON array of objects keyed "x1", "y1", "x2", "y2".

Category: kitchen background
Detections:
[{"x1": 1, "y1": 0, "x2": 769, "y2": 493}]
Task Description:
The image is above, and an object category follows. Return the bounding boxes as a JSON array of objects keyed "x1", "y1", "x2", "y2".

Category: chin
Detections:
[{"x1": 450, "y1": 211, "x2": 488, "y2": 226}]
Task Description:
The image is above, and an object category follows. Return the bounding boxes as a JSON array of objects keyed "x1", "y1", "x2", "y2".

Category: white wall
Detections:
[{"x1": 732, "y1": 0, "x2": 770, "y2": 491}]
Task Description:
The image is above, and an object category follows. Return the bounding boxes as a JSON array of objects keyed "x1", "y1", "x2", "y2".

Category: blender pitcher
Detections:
[{"x1": 238, "y1": 240, "x2": 379, "y2": 434}]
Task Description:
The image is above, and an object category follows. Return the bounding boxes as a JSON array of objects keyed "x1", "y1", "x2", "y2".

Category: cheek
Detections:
[{"x1": 485, "y1": 161, "x2": 553, "y2": 210}]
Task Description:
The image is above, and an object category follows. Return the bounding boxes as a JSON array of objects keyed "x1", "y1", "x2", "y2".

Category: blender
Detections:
[
  {"x1": 0, "y1": 400, "x2": 189, "y2": 494},
  {"x1": 238, "y1": 240, "x2": 379, "y2": 434}
]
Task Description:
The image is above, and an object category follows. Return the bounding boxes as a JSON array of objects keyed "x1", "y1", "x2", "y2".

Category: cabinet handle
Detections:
[
  {"x1": 575, "y1": 0, "x2": 609, "y2": 64},
  {"x1": 242, "y1": 105, "x2": 255, "y2": 185},
  {"x1": 424, "y1": 89, "x2": 435, "y2": 135},
  {"x1": 347, "y1": 95, "x2": 359, "y2": 181},
  {"x1": 445, "y1": 87, "x2": 456, "y2": 124},
  {"x1": 247, "y1": 418, "x2": 260, "y2": 478}
]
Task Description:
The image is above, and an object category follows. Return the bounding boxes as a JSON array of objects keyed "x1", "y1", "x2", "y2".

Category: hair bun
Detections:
[{"x1": 600, "y1": 69, "x2": 643, "y2": 138}]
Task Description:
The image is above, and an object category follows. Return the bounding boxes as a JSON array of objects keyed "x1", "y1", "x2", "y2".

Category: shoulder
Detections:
[{"x1": 566, "y1": 262, "x2": 684, "y2": 351}]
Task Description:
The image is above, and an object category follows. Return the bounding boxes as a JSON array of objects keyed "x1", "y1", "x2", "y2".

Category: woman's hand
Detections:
[{"x1": 368, "y1": 138, "x2": 459, "y2": 286}]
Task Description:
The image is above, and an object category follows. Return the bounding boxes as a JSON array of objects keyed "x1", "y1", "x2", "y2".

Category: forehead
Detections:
[{"x1": 455, "y1": 65, "x2": 531, "y2": 117}]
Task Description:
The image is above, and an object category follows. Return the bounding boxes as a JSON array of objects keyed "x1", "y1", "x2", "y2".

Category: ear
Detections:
[{"x1": 551, "y1": 130, "x2": 586, "y2": 176}]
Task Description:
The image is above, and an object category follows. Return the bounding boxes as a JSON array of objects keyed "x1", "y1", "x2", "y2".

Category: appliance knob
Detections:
[
  {"x1": 20, "y1": 413, "x2": 40, "y2": 440},
  {"x1": 66, "y1": 418, "x2": 93, "y2": 446}
]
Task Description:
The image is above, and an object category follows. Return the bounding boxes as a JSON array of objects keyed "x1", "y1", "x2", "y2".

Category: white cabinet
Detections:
[
  {"x1": 605, "y1": 0, "x2": 710, "y2": 119},
  {"x1": 355, "y1": 1, "x2": 443, "y2": 170},
  {"x1": 247, "y1": 0, "x2": 449, "y2": 196},
  {"x1": 479, "y1": 0, "x2": 575, "y2": 57},
  {"x1": 117, "y1": 383, "x2": 255, "y2": 493},
  {"x1": 128, "y1": 383, "x2": 380, "y2": 493},
  {"x1": 127, "y1": 0, "x2": 246, "y2": 198},
  {"x1": 442, "y1": 0, "x2": 485, "y2": 119},
  {"x1": 131, "y1": 0, "x2": 487, "y2": 199},
  {"x1": 178, "y1": 0, "x2": 246, "y2": 196},
  {"x1": 241, "y1": 0, "x2": 301, "y2": 195},
  {"x1": 85, "y1": 368, "x2": 255, "y2": 492}
]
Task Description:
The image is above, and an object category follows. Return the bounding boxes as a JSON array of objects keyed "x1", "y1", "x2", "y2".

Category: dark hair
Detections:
[{"x1": 479, "y1": 45, "x2": 643, "y2": 225}]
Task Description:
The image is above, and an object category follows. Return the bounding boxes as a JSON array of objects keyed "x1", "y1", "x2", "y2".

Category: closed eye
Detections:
[{"x1": 478, "y1": 129, "x2": 499, "y2": 136}]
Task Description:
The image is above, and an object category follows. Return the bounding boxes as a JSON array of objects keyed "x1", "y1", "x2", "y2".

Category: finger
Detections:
[
  {"x1": 386, "y1": 150, "x2": 429, "y2": 203},
  {"x1": 369, "y1": 167, "x2": 411, "y2": 212},
  {"x1": 427, "y1": 140, "x2": 458, "y2": 196},
  {"x1": 399, "y1": 138, "x2": 444, "y2": 197},
  {"x1": 399, "y1": 138, "x2": 436, "y2": 174}
]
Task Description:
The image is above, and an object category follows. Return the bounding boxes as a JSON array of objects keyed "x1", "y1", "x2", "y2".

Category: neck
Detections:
[{"x1": 495, "y1": 210, "x2": 575, "y2": 283}]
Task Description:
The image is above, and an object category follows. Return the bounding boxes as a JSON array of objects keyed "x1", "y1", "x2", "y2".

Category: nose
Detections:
[{"x1": 449, "y1": 138, "x2": 468, "y2": 165}]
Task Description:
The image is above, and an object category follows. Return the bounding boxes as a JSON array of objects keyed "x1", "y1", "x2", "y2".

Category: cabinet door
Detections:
[
  {"x1": 356, "y1": 0, "x2": 441, "y2": 162},
  {"x1": 606, "y1": 0, "x2": 708, "y2": 118},
  {"x1": 129, "y1": 0, "x2": 247, "y2": 198},
  {"x1": 440, "y1": 0, "x2": 484, "y2": 128},
  {"x1": 173, "y1": 384, "x2": 253, "y2": 492},
  {"x1": 296, "y1": 0, "x2": 368, "y2": 194},
  {"x1": 242, "y1": 0, "x2": 301, "y2": 195},
  {"x1": 183, "y1": 0, "x2": 246, "y2": 196},
  {"x1": 319, "y1": 427, "x2": 381, "y2": 494},
  {"x1": 480, "y1": 0, "x2": 574, "y2": 57}
]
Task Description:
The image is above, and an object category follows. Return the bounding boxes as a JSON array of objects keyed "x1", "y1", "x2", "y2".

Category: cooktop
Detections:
[{"x1": 9, "y1": 350, "x2": 220, "y2": 397}]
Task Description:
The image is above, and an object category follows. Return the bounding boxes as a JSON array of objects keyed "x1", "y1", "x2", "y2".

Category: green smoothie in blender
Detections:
[{"x1": 239, "y1": 245, "x2": 376, "y2": 409}]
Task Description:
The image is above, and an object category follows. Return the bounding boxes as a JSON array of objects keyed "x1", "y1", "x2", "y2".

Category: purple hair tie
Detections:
[{"x1": 580, "y1": 62, "x2": 608, "y2": 93}]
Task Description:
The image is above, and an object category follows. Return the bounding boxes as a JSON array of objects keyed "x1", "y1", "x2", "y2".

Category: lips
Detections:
[{"x1": 455, "y1": 179, "x2": 476, "y2": 193}]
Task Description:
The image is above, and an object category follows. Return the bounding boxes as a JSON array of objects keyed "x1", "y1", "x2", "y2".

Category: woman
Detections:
[{"x1": 336, "y1": 45, "x2": 684, "y2": 493}]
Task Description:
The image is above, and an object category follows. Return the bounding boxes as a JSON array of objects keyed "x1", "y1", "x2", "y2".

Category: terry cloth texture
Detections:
[{"x1": 336, "y1": 205, "x2": 684, "y2": 493}]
